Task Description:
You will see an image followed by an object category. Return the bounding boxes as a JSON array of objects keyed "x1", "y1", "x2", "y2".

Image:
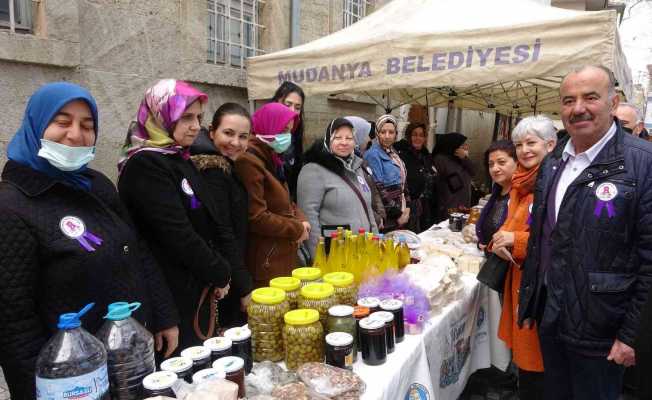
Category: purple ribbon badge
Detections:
[
  {"x1": 527, "y1": 203, "x2": 533, "y2": 225},
  {"x1": 181, "y1": 178, "x2": 201, "y2": 209},
  {"x1": 594, "y1": 182, "x2": 617, "y2": 219},
  {"x1": 59, "y1": 216, "x2": 103, "y2": 252}
]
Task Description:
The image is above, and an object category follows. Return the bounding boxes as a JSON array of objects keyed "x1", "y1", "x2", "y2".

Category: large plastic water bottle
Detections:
[
  {"x1": 95, "y1": 302, "x2": 155, "y2": 400},
  {"x1": 35, "y1": 303, "x2": 110, "y2": 400}
]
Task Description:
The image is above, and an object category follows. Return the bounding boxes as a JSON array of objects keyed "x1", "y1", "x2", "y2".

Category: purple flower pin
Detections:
[
  {"x1": 59, "y1": 216, "x2": 103, "y2": 252},
  {"x1": 594, "y1": 182, "x2": 617, "y2": 219},
  {"x1": 181, "y1": 178, "x2": 201, "y2": 209},
  {"x1": 527, "y1": 203, "x2": 533, "y2": 225}
]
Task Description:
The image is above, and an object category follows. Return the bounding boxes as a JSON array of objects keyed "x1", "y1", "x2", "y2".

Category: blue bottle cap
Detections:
[
  {"x1": 57, "y1": 303, "x2": 94, "y2": 329},
  {"x1": 104, "y1": 302, "x2": 141, "y2": 321}
]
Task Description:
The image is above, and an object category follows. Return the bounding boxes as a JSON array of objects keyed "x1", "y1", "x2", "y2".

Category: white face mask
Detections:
[{"x1": 37, "y1": 139, "x2": 96, "y2": 172}]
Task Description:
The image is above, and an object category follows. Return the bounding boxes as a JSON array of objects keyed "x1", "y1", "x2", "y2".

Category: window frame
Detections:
[
  {"x1": 0, "y1": 0, "x2": 33, "y2": 33},
  {"x1": 343, "y1": 0, "x2": 372, "y2": 28},
  {"x1": 207, "y1": 0, "x2": 263, "y2": 69}
]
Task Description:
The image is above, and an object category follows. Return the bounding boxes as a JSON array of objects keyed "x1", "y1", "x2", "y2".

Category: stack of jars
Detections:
[{"x1": 247, "y1": 287, "x2": 290, "y2": 362}]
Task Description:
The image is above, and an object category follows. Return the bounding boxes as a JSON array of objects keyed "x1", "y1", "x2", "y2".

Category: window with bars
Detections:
[
  {"x1": 207, "y1": 0, "x2": 263, "y2": 69},
  {"x1": 0, "y1": 0, "x2": 32, "y2": 32},
  {"x1": 343, "y1": 0, "x2": 371, "y2": 27}
]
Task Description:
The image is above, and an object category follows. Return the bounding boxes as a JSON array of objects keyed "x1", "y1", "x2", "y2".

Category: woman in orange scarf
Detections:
[{"x1": 491, "y1": 115, "x2": 557, "y2": 400}]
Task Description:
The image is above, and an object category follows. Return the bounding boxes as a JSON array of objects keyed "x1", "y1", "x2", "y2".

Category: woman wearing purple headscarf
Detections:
[
  {"x1": 235, "y1": 103, "x2": 310, "y2": 288},
  {"x1": 118, "y1": 79, "x2": 239, "y2": 349}
]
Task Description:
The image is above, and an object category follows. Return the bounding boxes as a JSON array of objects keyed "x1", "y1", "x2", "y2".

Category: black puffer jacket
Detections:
[
  {"x1": 518, "y1": 123, "x2": 652, "y2": 354},
  {"x1": 118, "y1": 151, "x2": 237, "y2": 349},
  {"x1": 0, "y1": 161, "x2": 179, "y2": 400}
]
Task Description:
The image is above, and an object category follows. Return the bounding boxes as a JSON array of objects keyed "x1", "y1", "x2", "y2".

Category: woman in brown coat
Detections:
[{"x1": 234, "y1": 103, "x2": 309, "y2": 288}]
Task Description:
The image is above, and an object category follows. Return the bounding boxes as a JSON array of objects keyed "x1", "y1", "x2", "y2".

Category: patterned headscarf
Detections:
[
  {"x1": 118, "y1": 79, "x2": 207, "y2": 173},
  {"x1": 375, "y1": 114, "x2": 398, "y2": 137}
]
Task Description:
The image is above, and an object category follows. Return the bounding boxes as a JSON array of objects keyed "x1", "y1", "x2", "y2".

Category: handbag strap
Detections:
[
  {"x1": 194, "y1": 286, "x2": 218, "y2": 341},
  {"x1": 339, "y1": 174, "x2": 373, "y2": 231}
]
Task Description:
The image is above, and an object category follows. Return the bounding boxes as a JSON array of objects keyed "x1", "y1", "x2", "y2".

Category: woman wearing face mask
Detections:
[
  {"x1": 432, "y1": 132, "x2": 476, "y2": 221},
  {"x1": 297, "y1": 118, "x2": 379, "y2": 257},
  {"x1": 271, "y1": 81, "x2": 306, "y2": 200},
  {"x1": 118, "y1": 79, "x2": 235, "y2": 349},
  {"x1": 491, "y1": 116, "x2": 557, "y2": 400},
  {"x1": 363, "y1": 114, "x2": 410, "y2": 232},
  {"x1": 0, "y1": 82, "x2": 179, "y2": 399},
  {"x1": 189, "y1": 103, "x2": 253, "y2": 328},
  {"x1": 234, "y1": 103, "x2": 309, "y2": 288},
  {"x1": 475, "y1": 140, "x2": 518, "y2": 251},
  {"x1": 395, "y1": 122, "x2": 438, "y2": 232}
]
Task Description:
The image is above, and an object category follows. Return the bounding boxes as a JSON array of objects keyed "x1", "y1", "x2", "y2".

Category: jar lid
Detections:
[
  {"x1": 326, "y1": 332, "x2": 353, "y2": 347},
  {"x1": 212, "y1": 356, "x2": 245, "y2": 373},
  {"x1": 380, "y1": 299, "x2": 403, "y2": 311},
  {"x1": 181, "y1": 346, "x2": 211, "y2": 361},
  {"x1": 357, "y1": 297, "x2": 380, "y2": 308},
  {"x1": 251, "y1": 287, "x2": 286, "y2": 305},
  {"x1": 292, "y1": 267, "x2": 322, "y2": 281},
  {"x1": 371, "y1": 311, "x2": 394, "y2": 322},
  {"x1": 323, "y1": 272, "x2": 354, "y2": 287},
  {"x1": 143, "y1": 371, "x2": 177, "y2": 390},
  {"x1": 352, "y1": 305, "x2": 370, "y2": 318},
  {"x1": 223, "y1": 326, "x2": 252, "y2": 341},
  {"x1": 192, "y1": 368, "x2": 226, "y2": 384},
  {"x1": 359, "y1": 316, "x2": 385, "y2": 330},
  {"x1": 301, "y1": 282, "x2": 335, "y2": 299},
  {"x1": 160, "y1": 356, "x2": 193, "y2": 373},
  {"x1": 284, "y1": 308, "x2": 320, "y2": 325},
  {"x1": 270, "y1": 276, "x2": 301, "y2": 291},
  {"x1": 328, "y1": 305, "x2": 354, "y2": 317},
  {"x1": 203, "y1": 337, "x2": 232, "y2": 352}
]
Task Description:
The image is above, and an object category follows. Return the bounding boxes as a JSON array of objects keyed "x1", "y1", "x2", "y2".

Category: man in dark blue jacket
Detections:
[{"x1": 518, "y1": 65, "x2": 652, "y2": 400}]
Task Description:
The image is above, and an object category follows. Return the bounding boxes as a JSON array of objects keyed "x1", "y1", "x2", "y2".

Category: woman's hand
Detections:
[
  {"x1": 492, "y1": 230, "x2": 515, "y2": 250},
  {"x1": 454, "y1": 148, "x2": 469, "y2": 159},
  {"x1": 397, "y1": 208, "x2": 411, "y2": 226},
  {"x1": 302, "y1": 221, "x2": 311, "y2": 234},
  {"x1": 155, "y1": 326, "x2": 179, "y2": 358},
  {"x1": 492, "y1": 246, "x2": 512, "y2": 261}
]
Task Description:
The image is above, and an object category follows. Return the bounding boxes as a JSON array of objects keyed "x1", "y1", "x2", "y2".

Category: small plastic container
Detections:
[
  {"x1": 283, "y1": 309, "x2": 325, "y2": 371},
  {"x1": 181, "y1": 346, "x2": 212, "y2": 374},
  {"x1": 299, "y1": 283, "x2": 337, "y2": 330},
  {"x1": 359, "y1": 317, "x2": 387, "y2": 366},
  {"x1": 203, "y1": 337, "x2": 232, "y2": 362},
  {"x1": 160, "y1": 356, "x2": 193, "y2": 383},
  {"x1": 357, "y1": 297, "x2": 381, "y2": 313},
  {"x1": 270, "y1": 276, "x2": 301, "y2": 309},
  {"x1": 213, "y1": 356, "x2": 246, "y2": 398},
  {"x1": 292, "y1": 267, "x2": 322, "y2": 287},
  {"x1": 223, "y1": 326, "x2": 253, "y2": 374},
  {"x1": 142, "y1": 371, "x2": 177, "y2": 398},
  {"x1": 380, "y1": 299, "x2": 405, "y2": 343},
  {"x1": 325, "y1": 332, "x2": 354, "y2": 370},
  {"x1": 371, "y1": 311, "x2": 395, "y2": 354},
  {"x1": 192, "y1": 368, "x2": 226, "y2": 384},
  {"x1": 247, "y1": 287, "x2": 290, "y2": 362},
  {"x1": 327, "y1": 305, "x2": 357, "y2": 362},
  {"x1": 323, "y1": 272, "x2": 357, "y2": 305}
]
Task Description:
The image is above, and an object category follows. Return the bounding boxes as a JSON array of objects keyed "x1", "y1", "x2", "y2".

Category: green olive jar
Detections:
[
  {"x1": 323, "y1": 272, "x2": 357, "y2": 306},
  {"x1": 298, "y1": 283, "x2": 337, "y2": 331},
  {"x1": 283, "y1": 309, "x2": 324, "y2": 371},
  {"x1": 292, "y1": 267, "x2": 322, "y2": 287},
  {"x1": 247, "y1": 287, "x2": 290, "y2": 362},
  {"x1": 269, "y1": 277, "x2": 301, "y2": 310}
]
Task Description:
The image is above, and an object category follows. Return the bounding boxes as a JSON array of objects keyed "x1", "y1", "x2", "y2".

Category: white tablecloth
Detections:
[{"x1": 357, "y1": 275, "x2": 510, "y2": 400}]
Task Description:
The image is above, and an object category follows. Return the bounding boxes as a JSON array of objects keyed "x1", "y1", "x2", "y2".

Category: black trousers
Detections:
[{"x1": 518, "y1": 369, "x2": 545, "y2": 400}]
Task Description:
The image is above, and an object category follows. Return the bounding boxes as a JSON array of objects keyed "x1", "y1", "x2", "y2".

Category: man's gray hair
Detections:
[
  {"x1": 563, "y1": 65, "x2": 617, "y2": 99},
  {"x1": 618, "y1": 102, "x2": 643, "y2": 122},
  {"x1": 512, "y1": 115, "x2": 557, "y2": 144}
]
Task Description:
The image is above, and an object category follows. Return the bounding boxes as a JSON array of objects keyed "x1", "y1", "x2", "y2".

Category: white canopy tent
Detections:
[{"x1": 246, "y1": 0, "x2": 632, "y2": 116}]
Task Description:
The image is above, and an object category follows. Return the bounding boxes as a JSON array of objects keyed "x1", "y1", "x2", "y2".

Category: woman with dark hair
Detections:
[
  {"x1": 271, "y1": 81, "x2": 306, "y2": 199},
  {"x1": 190, "y1": 103, "x2": 253, "y2": 328},
  {"x1": 432, "y1": 132, "x2": 476, "y2": 221},
  {"x1": 475, "y1": 140, "x2": 517, "y2": 250},
  {"x1": 395, "y1": 122, "x2": 437, "y2": 232}
]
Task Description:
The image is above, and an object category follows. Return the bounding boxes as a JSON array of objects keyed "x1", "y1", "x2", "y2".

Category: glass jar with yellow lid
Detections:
[
  {"x1": 269, "y1": 277, "x2": 301, "y2": 310},
  {"x1": 298, "y1": 283, "x2": 337, "y2": 330},
  {"x1": 292, "y1": 267, "x2": 322, "y2": 287},
  {"x1": 323, "y1": 272, "x2": 357, "y2": 306},
  {"x1": 282, "y1": 309, "x2": 324, "y2": 370},
  {"x1": 247, "y1": 287, "x2": 290, "y2": 362}
]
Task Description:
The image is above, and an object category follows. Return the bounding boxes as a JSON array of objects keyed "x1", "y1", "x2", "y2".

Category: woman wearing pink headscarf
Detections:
[
  {"x1": 234, "y1": 103, "x2": 310, "y2": 288},
  {"x1": 118, "y1": 79, "x2": 239, "y2": 350}
]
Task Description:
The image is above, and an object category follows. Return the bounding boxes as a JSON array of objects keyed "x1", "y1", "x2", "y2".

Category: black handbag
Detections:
[{"x1": 477, "y1": 252, "x2": 510, "y2": 293}]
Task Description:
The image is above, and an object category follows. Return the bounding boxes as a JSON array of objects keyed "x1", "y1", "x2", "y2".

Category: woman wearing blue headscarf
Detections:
[{"x1": 0, "y1": 83, "x2": 179, "y2": 399}]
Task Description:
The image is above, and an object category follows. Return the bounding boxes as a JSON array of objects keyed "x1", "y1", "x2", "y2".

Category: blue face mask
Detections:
[
  {"x1": 37, "y1": 139, "x2": 96, "y2": 172},
  {"x1": 268, "y1": 133, "x2": 292, "y2": 154}
]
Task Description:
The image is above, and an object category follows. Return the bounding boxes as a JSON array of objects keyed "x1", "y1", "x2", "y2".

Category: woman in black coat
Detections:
[
  {"x1": 190, "y1": 103, "x2": 253, "y2": 329},
  {"x1": 118, "y1": 80, "x2": 236, "y2": 350},
  {"x1": 0, "y1": 82, "x2": 179, "y2": 399},
  {"x1": 432, "y1": 132, "x2": 476, "y2": 221}
]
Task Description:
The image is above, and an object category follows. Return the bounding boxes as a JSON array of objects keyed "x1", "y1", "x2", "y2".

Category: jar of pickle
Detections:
[
  {"x1": 467, "y1": 205, "x2": 482, "y2": 225},
  {"x1": 327, "y1": 305, "x2": 357, "y2": 362},
  {"x1": 247, "y1": 287, "x2": 290, "y2": 362},
  {"x1": 323, "y1": 272, "x2": 357, "y2": 305},
  {"x1": 299, "y1": 283, "x2": 337, "y2": 330},
  {"x1": 292, "y1": 267, "x2": 322, "y2": 287},
  {"x1": 269, "y1": 277, "x2": 301, "y2": 309},
  {"x1": 283, "y1": 309, "x2": 324, "y2": 371}
]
